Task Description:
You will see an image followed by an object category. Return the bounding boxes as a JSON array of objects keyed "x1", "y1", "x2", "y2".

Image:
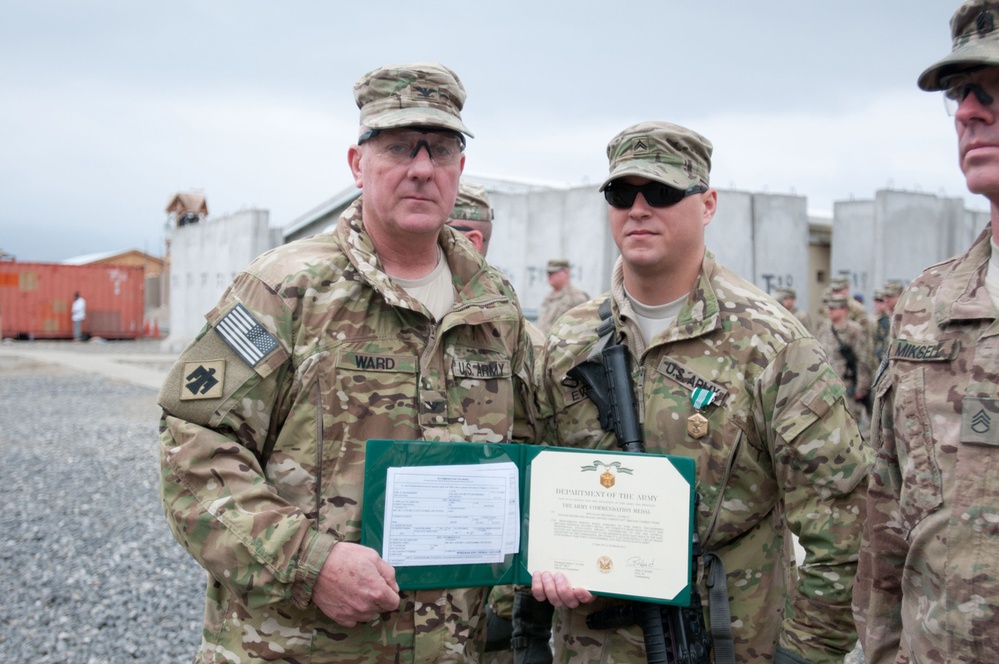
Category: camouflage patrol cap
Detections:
[
  {"x1": 353, "y1": 62, "x2": 473, "y2": 137},
  {"x1": 547, "y1": 258, "x2": 570, "y2": 273},
  {"x1": 826, "y1": 294, "x2": 849, "y2": 308},
  {"x1": 919, "y1": 1, "x2": 999, "y2": 90},
  {"x1": 774, "y1": 287, "x2": 797, "y2": 300},
  {"x1": 883, "y1": 279, "x2": 905, "y2": 297},
  {"x1": 449, "y1": 181, "x2": 493, "y2": 222},
  {"x1": 600, "y1": 121, "x2": 712, "y2": 192},
  {"x1": 873, "y1": 288, "x2": 886, "y2": 301},
  {"x1": 829, "y1": 275, "x2": 850, "y2": 290}
]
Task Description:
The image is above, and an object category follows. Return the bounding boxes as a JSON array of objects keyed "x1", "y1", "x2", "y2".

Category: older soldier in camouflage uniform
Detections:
[
  {"x1": 157, "y1": 62, "x2": 537, "y2": 664},
  {"x1": 537, "y1": 259, "x2": 590, "y2": 333},
  {"x1": 816, "y1": 295, "x2": 871, "y2": 424},
  {"x1": 533, "y1": 121, "x2": 869, "y2": 664},
  {"x1": 854, "y1": 2, "x2": 999, "y2": 661}
]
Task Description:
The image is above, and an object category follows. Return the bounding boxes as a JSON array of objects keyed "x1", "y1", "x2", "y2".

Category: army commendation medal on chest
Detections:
[{"x1": 686, "y1": 386, "x2": 717, "y2": 439}]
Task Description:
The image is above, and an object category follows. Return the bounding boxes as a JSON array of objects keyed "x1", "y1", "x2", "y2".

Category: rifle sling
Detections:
[{"x1": 704, "y1": 553, "x2": 734, "y2": 663}]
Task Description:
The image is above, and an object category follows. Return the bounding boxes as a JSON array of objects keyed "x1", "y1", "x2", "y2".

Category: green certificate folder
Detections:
[{"x1": 361, "y1": 440, "x2": 695, "y2": 606}]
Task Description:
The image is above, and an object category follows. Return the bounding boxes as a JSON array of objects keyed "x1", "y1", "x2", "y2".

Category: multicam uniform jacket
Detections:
[
  {"x1": 537, "y1": 283, "x2": 590, "y2": 333},
  {"x1": 158, "y1": 199, "x2": 537, "y2": 664},
  {"x1": 855, "y1": 225, "x2": 999, "y2": 663},
  {"x1": 540, "y1": 253, "x2": 869, "y2": 664},
  {"x1": 815, "y1": 318, "x2": 871, "y2": 423}
]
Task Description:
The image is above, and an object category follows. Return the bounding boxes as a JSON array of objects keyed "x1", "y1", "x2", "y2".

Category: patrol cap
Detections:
[
  {"x1": 883, "y1": 279, "x2": 905, "y2": 297},
  {"x1": 449, "y1": 181, "x2": 493, "y2": 222},
  {"x1": 547, "y1": 258, "x2": 570, "y2": 273},
  {"x1": 826, "y1": 295, "x2": 849, "y2": 308},
  {"x1": 774, "y1": 287, "x2": 797, "y2": 300},
  {"x1": 829, "y1": 275, "x2": 850, "y2": 290},
  {"x1": 873, "y1": 288, "x2": 886, "y2": 302},
  {"x1": 353, "y1": 62, "x2": 473, "y2": 137},
  {"x1": 919, "y1": 1, "x2": 999, "y2": 90},
  {"x1": 600, "y1": 121, "x2": 712, "y2": 192}
]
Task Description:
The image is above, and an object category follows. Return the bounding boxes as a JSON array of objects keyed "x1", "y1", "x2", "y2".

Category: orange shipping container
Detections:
[{"x1": 0, "y1": 262, "x2": 144, "y2": 340}]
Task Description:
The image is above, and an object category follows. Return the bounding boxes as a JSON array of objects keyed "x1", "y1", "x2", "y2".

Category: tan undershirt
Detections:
[
  {"x1": 625, "y1": 287, "x2": 686, "y2": 343},
  {"x1": 392, "y1": 250, "x2": 455, "y2": 320}
]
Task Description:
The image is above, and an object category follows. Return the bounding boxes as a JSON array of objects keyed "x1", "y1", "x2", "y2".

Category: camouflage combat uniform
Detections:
[
  {"x1": 540, "y1": 253, "x2": 869, "y2": 664},
  {"x1": 537, "y1": 283, "x2": 589, "y2": 333},
  {"x1": 815, "y1": 318, "x2": 871, "y2": 423},
  {"x1": 870, "y1": 312, "x2": 890, "y2": 375},
  {"x1": 855, "y1": 225, "x2": 999, "y2": 662},
  {"x1": 847, "y1": 297, "x2": 870, "y2": 335},
  {"x1": 158, "y1": 198, "x2": 537, "y2": 663},
  {"x1": 788, "y1": 305, "x2": 814, "y2": 336}
]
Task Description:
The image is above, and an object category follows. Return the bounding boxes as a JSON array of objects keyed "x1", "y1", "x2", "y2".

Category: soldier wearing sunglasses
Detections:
[
  {"x1": 855, "y1": 2, "x2": 999, "y2": 662},
  {"x1": 532, "y1": 121, "x2": 869, "y2": 664}
]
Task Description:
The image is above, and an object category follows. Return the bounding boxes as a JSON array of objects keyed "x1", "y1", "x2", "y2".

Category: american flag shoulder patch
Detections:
[{"x1": 216, "y1": 303, "x2": 280, "y2": 367}]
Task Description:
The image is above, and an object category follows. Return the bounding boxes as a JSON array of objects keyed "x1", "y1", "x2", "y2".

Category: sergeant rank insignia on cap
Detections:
[{"x1": 216, "y1": 303, "x2": 279, "y2": 367}]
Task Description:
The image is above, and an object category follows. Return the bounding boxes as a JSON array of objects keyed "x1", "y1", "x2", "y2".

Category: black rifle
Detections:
[
  {"x1": 831, "y1": 326, "x2": 870, "y2": 413},
  {"x1": 568, "y1": 342, "x2": 712, "y2": 664}
]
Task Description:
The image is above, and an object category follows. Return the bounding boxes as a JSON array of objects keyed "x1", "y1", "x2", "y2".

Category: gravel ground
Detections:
[{"x1": 0, "y1": 352, "x2": 205, "y2": 663}]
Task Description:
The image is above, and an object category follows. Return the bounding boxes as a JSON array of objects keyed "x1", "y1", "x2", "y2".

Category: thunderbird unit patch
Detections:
[{"x1": 180, "y1": 360, "x2": 225, "y2": 400}]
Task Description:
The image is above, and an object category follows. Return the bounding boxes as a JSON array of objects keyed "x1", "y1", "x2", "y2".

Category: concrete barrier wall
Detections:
[
  {"x1": 165, "y1": 186, "x2": 986, "y2": 345},
  {"x1": 487, "y1": 186, "x2": 812, "y2": 314},
  {"x1": 832, "y1": 199, "x2": 877, "y2": 300},
  {"x1": 834, "y1": 190, "x2": 977, "y2": 305},
  {"x1": 163, "y1": 209, "x2": 277, "y2": 352},
  {"x1": 489, "y1": 186, "x2": 611, "y2": 317},
  {"x1": 752, "y1": 194, "x2": 811, "y2": 308}
]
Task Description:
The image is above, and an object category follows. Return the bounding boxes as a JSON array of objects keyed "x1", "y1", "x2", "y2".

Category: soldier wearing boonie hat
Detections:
[
  {"x1": 854, "y1": 3, "x2": 999, "y2": 662},
  {"x1": 159, "y1": 61, "x2": 539, "y2": 664},
  {"x1": 532, "y1": 119, "x2": 868, "y2": 664}
]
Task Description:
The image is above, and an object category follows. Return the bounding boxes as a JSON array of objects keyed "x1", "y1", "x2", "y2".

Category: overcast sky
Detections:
[{"x1": 0, "y1": 1, "x2": 981, "y2": 262}]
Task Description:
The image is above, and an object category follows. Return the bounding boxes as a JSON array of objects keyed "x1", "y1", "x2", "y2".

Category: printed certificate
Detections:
[
  {"x1": 362, "y1": 439, "x2": 695, "y2": 605},
  {"x1": 526, "y1": 450, "x2": 690, "y2": 602}
]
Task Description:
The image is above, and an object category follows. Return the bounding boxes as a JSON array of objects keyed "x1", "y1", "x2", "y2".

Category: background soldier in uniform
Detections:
[
  {"x1": 157, "y1": 62, "x2": 537, "y2": 663},
  {"x1": 536, "y1": 258, "x2": 589, "y2": 333},
  {"x1": 881, "y1": 279, "x2": 904, "y2": 315},
  {"x1": 816, "y1": 294, "x2": 871, "y2": 424},
  {"x1": 828, "y1": 274, "x2": 870, "y2": 335},
  {"x1": 855, "y1": 2, "x2": 999, "y2": 661},
  {"x1": 447, "y1": 180, "x2": 545, "y2": 663},
  {"x1": 775, "y1": 286, "x2": 813, "y2": 334},
  {"x1": 533, "y1": 121, "x2": 869, "y2": 664},
  {"x1": 869, "y1": 288, "x2": 888, "y2": 368}
]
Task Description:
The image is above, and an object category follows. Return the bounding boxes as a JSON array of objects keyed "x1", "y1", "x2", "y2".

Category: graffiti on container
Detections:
[{"x1": 107, "y1": 268, "x2": 129, "y2": 296}]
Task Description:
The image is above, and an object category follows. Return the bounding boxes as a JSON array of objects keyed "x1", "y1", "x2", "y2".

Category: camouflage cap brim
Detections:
[
  {"x1": 362, "y1": 106, "x2": 474, "y2": 137},
  {"x1": 599, "y1": 163, "x2": 699, "y2": 192},
  {"x1": 918, "y1": 41, "x2": 999, "y2": 90},
  {"x1": 919, "y1": 1, "x2": 999, "y2": 91}
]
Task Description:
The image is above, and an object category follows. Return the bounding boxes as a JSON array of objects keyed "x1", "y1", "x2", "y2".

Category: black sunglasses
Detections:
[{"x1": 603, "y1": 181, "x2": 707, "y2": 209}]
